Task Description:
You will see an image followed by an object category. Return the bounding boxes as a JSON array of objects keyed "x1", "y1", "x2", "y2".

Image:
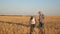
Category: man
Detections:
[
  {"x1": 29, "y1": 16, "x2": 36, "y2": 34},
  {"x1": 38, "y1": 11, "x2": 44, "y2": 28},
  {"x1": 38, "y1": 11, "x2": 45, "y2": 34}
]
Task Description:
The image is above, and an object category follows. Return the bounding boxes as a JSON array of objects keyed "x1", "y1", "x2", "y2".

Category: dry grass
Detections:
[{"x1": 0, "y1": 16, "x2": 60, "y2": 34}]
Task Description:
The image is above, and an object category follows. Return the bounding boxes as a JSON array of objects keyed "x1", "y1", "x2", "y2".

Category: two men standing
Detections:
[{"x1": 29, "y1": 11, "x2": 45, "y2": 34}]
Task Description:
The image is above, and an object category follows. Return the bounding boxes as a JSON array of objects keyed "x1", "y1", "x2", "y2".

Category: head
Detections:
[
  {"x1": 30, "y1": 16, "x2": 34, "y2": 20},
  {"x1": 38, "y1": 11, "x2": 42, "y2": 14},
  {"x1": 38, "y1": 11, "x2": 43, "y2": 15}
]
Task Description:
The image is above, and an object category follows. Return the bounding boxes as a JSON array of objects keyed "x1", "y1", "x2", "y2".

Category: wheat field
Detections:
[{"x1": 0, "y1": 16, "x2": 60, "y2": 34}]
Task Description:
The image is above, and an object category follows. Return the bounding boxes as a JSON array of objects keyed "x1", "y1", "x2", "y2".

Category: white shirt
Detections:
[{"x1": 30, "y1": 18, "x2": 35, "y2": 24}]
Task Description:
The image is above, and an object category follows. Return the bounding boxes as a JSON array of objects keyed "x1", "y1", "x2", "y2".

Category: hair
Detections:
[{"x1": 30, "y1": 16, "x2": 34, "y2": 20}]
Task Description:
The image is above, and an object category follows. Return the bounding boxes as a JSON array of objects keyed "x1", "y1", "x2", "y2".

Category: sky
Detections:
[{"x1": 0, "y1": 0, "x2": 60, "y2": 16}]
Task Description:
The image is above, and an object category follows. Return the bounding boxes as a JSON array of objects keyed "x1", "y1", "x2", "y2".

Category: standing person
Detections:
[
  {"x1": 38, "y1": 11, "x2": 45, "y2": 34},
  {"x1": 29, "y1": 16, "x2": 36, "y2": 34}
]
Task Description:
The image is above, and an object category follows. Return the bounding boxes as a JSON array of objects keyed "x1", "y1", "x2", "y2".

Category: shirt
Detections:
[
  {"x1": 30, "y1": 18, "x2": 35, "y2": 24},
  {"x1": 39, "y1": 15, "x2": 44, "y2": 22}
]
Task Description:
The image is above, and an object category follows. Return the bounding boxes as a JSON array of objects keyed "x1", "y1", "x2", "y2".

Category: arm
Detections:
[{"x1": 42, "y1": 14, "x2": 45, "y2": 19}]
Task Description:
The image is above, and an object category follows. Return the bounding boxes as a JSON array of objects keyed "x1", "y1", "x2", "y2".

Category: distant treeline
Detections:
[{"x1": 0, "y1": 15, "x2": 37, "y2": 16}]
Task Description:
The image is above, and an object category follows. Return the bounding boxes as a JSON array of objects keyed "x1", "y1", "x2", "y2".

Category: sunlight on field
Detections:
[{"x1": 0, "y1": 16, "x2": 60, "y2": 34}]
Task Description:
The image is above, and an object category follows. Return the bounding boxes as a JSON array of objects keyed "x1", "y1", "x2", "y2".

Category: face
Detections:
[
  {"x1": 38, "y1": 11, "x2": 41, "y2": 14},
  {"x1": 38, "y1": 11, "x2": 43, "y2": 16}
]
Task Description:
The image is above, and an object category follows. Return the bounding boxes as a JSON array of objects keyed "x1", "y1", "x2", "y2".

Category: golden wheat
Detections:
[{"x1": 0, "y1": 16, "x2": 60, "y2": 34}]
